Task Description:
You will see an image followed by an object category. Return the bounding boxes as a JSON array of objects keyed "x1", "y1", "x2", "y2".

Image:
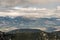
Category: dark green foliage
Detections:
[
  {"x1": 11, "y1": 31, "x2": 60, "y2": 40},
  {"x1": 0, "y1": 29, "x2": 60, "y2": 40},
  {"x1": 12, "y1": 32, "x2": 39, "y2": 40}
]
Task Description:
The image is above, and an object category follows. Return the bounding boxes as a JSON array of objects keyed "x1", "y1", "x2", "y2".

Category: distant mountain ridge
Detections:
[
  {"x1": 7, "y1": 29, "x2": 42, "y2": 34},
  {"x1": 0, "y1": 16, "x2": 60, "y2": 32}
]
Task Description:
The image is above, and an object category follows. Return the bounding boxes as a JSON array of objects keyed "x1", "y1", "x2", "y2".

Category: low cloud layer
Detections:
[{"x1": 0, "y1": 7, "x2": 60, "y2": 18}]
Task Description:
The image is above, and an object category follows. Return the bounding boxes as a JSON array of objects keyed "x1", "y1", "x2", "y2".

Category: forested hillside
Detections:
[{"x1": 7, "y1": 29, "x2": 60, "y2": 40}]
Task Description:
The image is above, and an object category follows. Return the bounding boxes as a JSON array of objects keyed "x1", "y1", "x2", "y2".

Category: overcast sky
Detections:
[
  {"x1": 0, "y1": 0, "x2": 60, "y2": 17},
  {"x1": 0, "y1": 0, "x2": 60, "y2": 9}
]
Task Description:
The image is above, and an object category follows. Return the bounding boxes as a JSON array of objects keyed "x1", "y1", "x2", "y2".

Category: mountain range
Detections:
[{"x1": 0, "y1": 16, "x2": 60, "y2": 32}]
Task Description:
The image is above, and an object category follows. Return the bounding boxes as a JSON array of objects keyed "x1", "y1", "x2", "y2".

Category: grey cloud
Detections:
[{"x1": 0, "y1": 0, "x2": 60, "y2": 7}]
